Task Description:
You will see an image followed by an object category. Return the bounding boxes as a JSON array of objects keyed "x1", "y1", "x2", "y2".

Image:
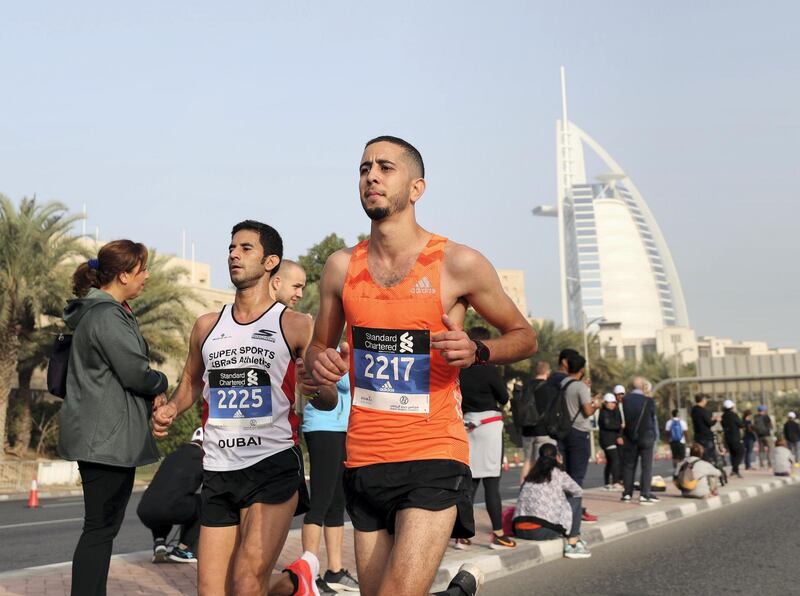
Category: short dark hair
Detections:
[
  {"x1": 365, "y1": 135, "x2": 425, "y2": 178},
  {"x1": 695, "y1": 394, "x2": 707, "y2": 404},
  {"x1": 467, "y1": 326, "x2": 490, "y2": 341},
  {"x1": 566, "y1": 353, "x2": 586, "y2": 374},
  {"x1": 558, "y1": 348, "x2": 579, "y2": 363},
  {"x1": 690, "y1": 442, "x2": 705, "y2": 458},
  {"x1": 671, "y1": 409, "x2": 679, "y2": 417},
  {"x1": 231, "y1": 220, "x2": 283, "y2": 276}
]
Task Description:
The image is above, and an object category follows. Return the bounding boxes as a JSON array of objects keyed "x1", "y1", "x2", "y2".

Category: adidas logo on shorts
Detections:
[
  {"x1": 379, "y1": 380, "x2": 393, "y2": 392},
  {"x1": 410, "y1": 276, "x2": 436, "y2": 295}
]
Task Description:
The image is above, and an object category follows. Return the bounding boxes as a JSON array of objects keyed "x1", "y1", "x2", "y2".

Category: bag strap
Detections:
[
  {"x1": 631, "y1": 397, "x2": 651, "y2": 437},
  {"x1": 561, "y1": 379, "x2": 583, "y2": 425}
]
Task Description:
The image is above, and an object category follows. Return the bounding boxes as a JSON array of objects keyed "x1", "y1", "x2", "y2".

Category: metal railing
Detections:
[{"x1": 0, "y1": 461, "x2": 39, "y2": 492}]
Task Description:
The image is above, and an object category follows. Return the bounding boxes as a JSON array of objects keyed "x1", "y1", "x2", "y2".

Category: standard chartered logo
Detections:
[
  {"x1": 399, "y1": 332, "x2": 414, "y2": 353},
  {"x1": 246, "y1": 370, "x2": 259, "y2": 386}
]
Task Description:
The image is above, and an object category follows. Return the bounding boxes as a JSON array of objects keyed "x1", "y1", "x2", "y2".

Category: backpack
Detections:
[
  {"x1": 46, "y1": 333, "x2": 72, "y2": 399},
  {"x1": 675, "y1": 459, "x2": 699, "y2": 492},
  {"x1": 753, "y1": 415, "x2": 770, "y2": 437},
  {"x1": 543, "y1": 379, "x2": 579, "y2": 441},
  {"x1": 513, "y1": 380, "x2": 544, "y2": 428},
  {"x1": 669, "y1": 419, "x2": 684, "y2": 443}
]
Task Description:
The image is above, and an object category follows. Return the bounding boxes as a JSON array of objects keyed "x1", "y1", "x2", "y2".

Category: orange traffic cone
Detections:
[
  {"x1": 502, "y1": 455, "x2": 509, "y2": 472},
  {"x1": 27, "y1": 477, "x2": 39, "y2": 509}
]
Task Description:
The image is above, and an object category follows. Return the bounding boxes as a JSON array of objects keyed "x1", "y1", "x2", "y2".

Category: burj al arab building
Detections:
[{"x1": 535, "y1": 68, "x2": 693, "y2": 360}]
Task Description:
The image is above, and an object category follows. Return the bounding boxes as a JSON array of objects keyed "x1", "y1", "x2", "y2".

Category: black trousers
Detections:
[
  {"x1": 726, "y1": 440, "x2": 744, "y2": 474},
  {"x1": 72, "y1": 461, "x2": 135, "y2": 596},
  {"x1": 471, "y1": 476, "x2": 502, "y2": 532},
  {"x1": 303, "y1": 431, "x2": 347, "y2": 527},
  {"x1": 622, "y1": 441, "x2": 654, "y2": 498},
  {"x1": 137, "y1": 493, "x2": 201, "y2": 549},
  {"x1": 603, "y1": 446, "x2": 622, "y2": 485}
]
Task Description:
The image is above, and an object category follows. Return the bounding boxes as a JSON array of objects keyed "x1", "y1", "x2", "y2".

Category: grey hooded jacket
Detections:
[{"x1": 58, "y1": 288, "x2": 168, "y2": 467}]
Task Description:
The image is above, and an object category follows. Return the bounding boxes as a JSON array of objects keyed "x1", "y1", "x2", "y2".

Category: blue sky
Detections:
[{"x1": 1, "y1": 2, "x2": 798, "y2": 347}]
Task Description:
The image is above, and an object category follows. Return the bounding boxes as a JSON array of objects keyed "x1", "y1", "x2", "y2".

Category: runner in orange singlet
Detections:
[{"x1": 305, "y1": 136, "x2": 537, "y2": 596}]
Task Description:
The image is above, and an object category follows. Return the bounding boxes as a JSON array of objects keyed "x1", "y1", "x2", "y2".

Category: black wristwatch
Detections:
[{"x1": 472, "y1": 339, "x2": 490, "y2": 366}]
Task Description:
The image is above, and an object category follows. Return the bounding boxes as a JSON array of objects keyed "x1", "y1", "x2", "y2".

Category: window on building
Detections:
[
  {"x1": 698, "y1": 346, "x2": 711, "y2": 358},
  {"x1": 605, "y1": 346, "x2": 618, "y2": 359},
  {"x1": 642, "y1": 344, "x2": 657, "y2": 356},
  {"x1": 671, "y1": 334, "x2": 682, "y2": 344},
  {"x1": 623, "y1": 346, "x2": 637, "y2": 361}
]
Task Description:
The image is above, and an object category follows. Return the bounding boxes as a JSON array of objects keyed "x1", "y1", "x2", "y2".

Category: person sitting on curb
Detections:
[
  {"x1": 772, "y1": 438, "x2": 796, "y2": 477},
  {"x1": 677, "y1": 443, "x2": 723, "y2": 499},
  {"x1": 512, "y1": 443, "x2": 591, "y2": 559}
]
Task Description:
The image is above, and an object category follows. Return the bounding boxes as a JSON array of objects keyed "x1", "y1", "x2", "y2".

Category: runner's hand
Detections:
[
  {"x1": 431, "y1": 314, "x2": 475, "y2": 368},
  {"x1": 152, "y1": 393, "x2": 167, "y2": 413},
  {"x1": 152, "y1": 402, "x2": 177, "y2": 438},
  {"x1": 296, "y1": 357, "x2": 320, "y2": 396},
  {"x1": 311, "y1": 343, "x2": 350, "y2": 385}
]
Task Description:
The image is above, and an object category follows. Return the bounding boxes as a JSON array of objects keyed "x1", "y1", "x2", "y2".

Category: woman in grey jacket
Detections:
[{"x1": 59, "y1": 240, "x2": 167, "y2": 596}]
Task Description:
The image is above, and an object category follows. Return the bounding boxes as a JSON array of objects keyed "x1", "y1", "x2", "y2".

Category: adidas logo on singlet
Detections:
[
  {"x1": 233, "y1": 410, "x2": 245, "y2": 418},
  {"x1": 411, "y1": 276, "x2": 436, "y2": 295},
  {"x1": 379, "y1": 380, "x2": 393, "y2": 392}
]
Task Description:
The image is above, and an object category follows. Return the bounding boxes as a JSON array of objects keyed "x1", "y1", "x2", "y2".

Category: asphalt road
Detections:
[
  {"x1": 1, "y1": 460, "x2": 673, "y2": 572},
  {"x1": 483, "y1": 483, "x2": 800, "y2": 596}
]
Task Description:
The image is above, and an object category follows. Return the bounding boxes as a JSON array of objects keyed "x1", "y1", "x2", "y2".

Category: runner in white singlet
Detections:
[{"x1": 153, "y1": 220, "x2": 337, "y2": 596}]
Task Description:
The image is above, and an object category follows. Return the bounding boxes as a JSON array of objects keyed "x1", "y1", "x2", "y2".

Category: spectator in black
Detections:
[
  {"x1": 137, "y1": 428, "x2": 203, "y2": 563},
  {"x1": 459, "y1": 327, "x2": 515, "y2": 550},
  {"x1": 753, "y1": 405, "x2": 774, "y2": 468},
  {"x1": 782, "y1": 412, "x2": 800, "y2": 462},
  {"x1": 558, "y1": 352, "x2": 601, "y2": 523},
  {"x1": 721, "y1": 400, "x2": 744, "y2": 478},
  {"x1": 742, "y1": 410, "x2": 757, "y2": 470},
  {"x1": 518, "y1": 361, "x2": 554, "y2": 483},
  {"x1": 58, "y1": 241, "x2": 168, "y2": 596},
  {"x1": 691, "y1": 394, "x2": 716, "y2": 463},
  {"x1": 598, "y1": 393, "x2": 623, "y2": 490},
  {"x1": 620, "y1": 377, "x2": 659, "y2": 505}
]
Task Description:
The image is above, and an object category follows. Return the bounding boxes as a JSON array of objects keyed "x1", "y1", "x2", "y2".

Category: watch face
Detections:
[{"x1": 475, "y1": 340, "x2": 490, "y2": 363}]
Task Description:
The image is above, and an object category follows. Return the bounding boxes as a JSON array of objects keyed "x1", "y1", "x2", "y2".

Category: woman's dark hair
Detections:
[
  {"x1": 525, "y1": 443, "x2": 560, "y2": 484},
  {"x1": 689, "y1": 442, "x2": 705, "y2": 458},
  {"x1": 743, "y1": 409, "x2": 752, "y2": 419},
  {"x1": 73, "y1": 240, "x2": 148, "y2": 297}
]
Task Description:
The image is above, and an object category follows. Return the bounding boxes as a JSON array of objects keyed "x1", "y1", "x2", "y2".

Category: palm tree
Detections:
[{"x1": 0, "y1": 195, "x2": 83, "y2": 452}]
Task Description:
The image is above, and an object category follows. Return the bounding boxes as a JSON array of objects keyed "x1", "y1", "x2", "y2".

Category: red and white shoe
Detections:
[{"x1": 284, "y1": 551, "x2": 321, "y2": 596}]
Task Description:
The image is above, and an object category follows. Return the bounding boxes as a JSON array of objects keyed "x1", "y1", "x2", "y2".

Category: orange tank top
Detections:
[{"x1": 342, "y1": 234, "x2": 469, "y2": 468}]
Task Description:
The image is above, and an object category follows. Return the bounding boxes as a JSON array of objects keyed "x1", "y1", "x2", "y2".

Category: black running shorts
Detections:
[
  {"x1": 201, "y1": 445, "x2": 310, "y2": 527},
  {"x1": 343, "y1": 459, "x2": 475, "y2": 538},
  {"x1": 669, "y1": 441, "x2": 686, "y2": 461}
]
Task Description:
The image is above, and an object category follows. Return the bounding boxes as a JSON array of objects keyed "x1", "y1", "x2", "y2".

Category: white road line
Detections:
[
  {"x1": 0, "y1": 517, "x2": 83, "y2": 530},
  {"x1": 43, "y1": 502, "x2": 84, "y2": 509}
]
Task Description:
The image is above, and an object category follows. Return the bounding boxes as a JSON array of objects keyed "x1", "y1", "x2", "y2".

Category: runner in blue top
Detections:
[{"x1": 301, "y1": 373, "x2": 359, "y2": 593}]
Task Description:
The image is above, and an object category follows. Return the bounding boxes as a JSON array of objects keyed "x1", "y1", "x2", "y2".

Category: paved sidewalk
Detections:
[{"x1": 0, "y1": 468, "x2": 794, "y2": 595}]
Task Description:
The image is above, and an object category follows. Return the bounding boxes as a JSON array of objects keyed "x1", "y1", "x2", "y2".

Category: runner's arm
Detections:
[
  {"x1": 286, "y1": 310, "x2": 338, "y2": 411},
  {"x1": 433, "y1": 245, "x2": 536, "y2": 366},
  {"x1": 152, "y1": 314, "x2": 214, "y2": 437},
  {"x1": 306, "y1": 250, "x2": 351, "y2": 385}
]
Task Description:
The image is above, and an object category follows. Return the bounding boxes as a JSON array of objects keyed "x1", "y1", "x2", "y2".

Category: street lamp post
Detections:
[
  {"x1": 581, "y1": 311, "x2": 605, "y2": 378},
  {"x1": 672, "y1": 344, "x2": 692, "y2": 410}
]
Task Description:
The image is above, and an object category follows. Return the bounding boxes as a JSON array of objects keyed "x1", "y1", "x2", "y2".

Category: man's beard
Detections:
[
  {"x1": 230, "y1": 268, "x2": 264, "y2": 289},
  {"x1": 364, "y1": 206, "x2": 391, "y2": 221},
  {"x1": 362, "y1": 192, "x2": 408, "y2": 221}
]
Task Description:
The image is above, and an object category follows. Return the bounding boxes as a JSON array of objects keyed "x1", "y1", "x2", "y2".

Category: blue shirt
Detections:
[{"x1": 302, "y1": 375, "x2": 351, "y2": 433}]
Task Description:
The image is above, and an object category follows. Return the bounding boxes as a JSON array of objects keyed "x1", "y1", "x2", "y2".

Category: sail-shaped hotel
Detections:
[{"x1": 535, "y1": 68, "x2": 693, "y2": 360}]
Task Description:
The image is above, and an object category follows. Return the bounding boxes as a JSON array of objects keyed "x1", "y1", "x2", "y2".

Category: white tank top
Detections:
[{"x1": 200, "y1": 302, "x2": 298, "y2": 471}]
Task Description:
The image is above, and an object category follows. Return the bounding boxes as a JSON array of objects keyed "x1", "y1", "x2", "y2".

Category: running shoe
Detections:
[
  {"x1": 168, "y1": 546, "x2": 197, "y2": 563},
  {"x1": 323, "y1": 568, "x2": 359, "y2": 592},
  {"x1": 489, "y1": 534, "x2": 516, "y2": 549},
  {"x1": 564, "y1": 540, "x2": 592, "y2": 559},
  {"x1": 315, "y1": 577, "x2": 337, "y2": 595},
  {"x1": 445, "y1": 563, "x2": 484, "y2": 596},
  {"x1": 621, "y1": 494, "x2": 632, "y2": 503},
  {"x1": 453, "y1": 537, "x2": 472, "y2": 550},
  {"x1": 152, "y1": 538, "x2": 168, "y2": 564},
  {"x1": 284, "y1": 551, "x2": 321, "y2": 596},
  {"x1": 639, "y1": 494, "x2": 660, "y2": 506},
  {"x1": 581, "y1": 511, "x2": 598, "y2": 523}
]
